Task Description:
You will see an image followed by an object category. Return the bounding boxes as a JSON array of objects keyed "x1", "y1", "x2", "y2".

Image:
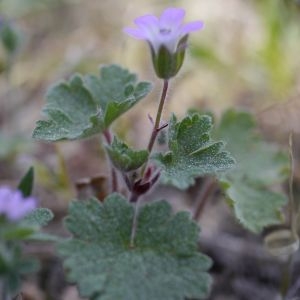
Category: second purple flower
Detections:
[{"x1": 0, "y1": 186, "x2": 36, "y2": 221}]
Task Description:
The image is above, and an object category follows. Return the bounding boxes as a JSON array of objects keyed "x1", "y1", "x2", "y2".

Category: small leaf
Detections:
[
  {"x1": 0, "y1": 23, "x2": 20, "y2": 55},
  {"x1": 214, "y1": 109, "x2": 289, "y2": 232},
  {"x1": 215, "y1": 109, "x2": 288, "y2": 185},
  {"x1": 106, "y1": 137, "x2": 149, "y2": 172},
  {"x1": 5, "y1": 208, "x2": 56, "y2": 241},
  {"x1": 58, "y1": 194, "x2": 211, "y2": 300},
  {"x1": 33, "y1": 65, "x2": 152, "y2": 141},
  {"x1": 18, "y1": 166, "x2": 34, "y2": 197},
  {"x1": 224, "y1": 179, "x2": 286, "y2": 232},
  {"x1": 154, "y1": 113, "x2": 235, "y2": 189},
  {"x1": 33, "y1": 75, "x2": 103, "y2": 141},
  {"x1": 3, "y1": 227, "x2": 35, "y2": 240},
  {"x1": 23, "y1": 208, "x2": 54, "y2": 228},
  {"x1": 0, "y1": 208, "x2": 54, "y2": 241},
  {"x1": 84, "y1": 64, "x2": 152, "y2": 128}
]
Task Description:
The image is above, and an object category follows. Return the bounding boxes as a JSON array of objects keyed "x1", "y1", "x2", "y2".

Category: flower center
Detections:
[{"x1": 159, "y1": 28, "x2": 171, "y2": 35}]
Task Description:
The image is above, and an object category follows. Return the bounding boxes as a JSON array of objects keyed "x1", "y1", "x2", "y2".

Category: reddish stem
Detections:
[
  {"x1": 147, "y1": 79, "x2": 169, "y2": 153},
  {"x1": 193, "y1": 178, "x2": 216, "y2": 221}
]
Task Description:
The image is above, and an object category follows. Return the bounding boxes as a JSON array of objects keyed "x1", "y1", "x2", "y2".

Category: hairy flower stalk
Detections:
[
  {"x1": 147, "y1": 79, "x2": 169, "y2": 153},
  {"x1": 125, "y1": 7, "x2": 204, "y2": 158},
  {"x1": 124, "y1": 8, "x2": 204, "y2": 246},
  {"x1": 0, "y1": 186, "x2": 36, "y2": 221},
  {"x1": 124, "y1": 7, "x2": 204, "y2": 79}
]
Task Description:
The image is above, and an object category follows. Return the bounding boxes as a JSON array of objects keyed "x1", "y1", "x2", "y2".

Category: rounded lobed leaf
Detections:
[{"x1": 58, "y1": 194, "x2": 212, "y2": 300}]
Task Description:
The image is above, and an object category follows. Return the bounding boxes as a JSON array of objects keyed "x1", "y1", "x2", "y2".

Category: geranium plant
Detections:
[{"x1": 29, "y1": 7, "x2": 292, "y2": 300}]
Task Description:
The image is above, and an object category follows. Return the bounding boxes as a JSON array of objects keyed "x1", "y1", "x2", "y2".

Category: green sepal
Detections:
[
  {"x1": 150, "y1": 35, "x2": 187, "y2": 79},
  {"x1": 106, "y1": 137, "x2": 149, "y2": 172}
]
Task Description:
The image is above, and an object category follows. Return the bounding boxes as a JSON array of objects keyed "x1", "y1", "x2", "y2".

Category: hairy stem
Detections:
[
  {"x1": 147, "y1": 79, "x2": 169, "y2": 153},
  {"x1": 103, "y1": 129, "x2": 118, "y2": 193},
  {"x1": 129, "y1": 81, "x2": 169, "y2": 247},
  {"x1": 193, "y1": 178, "x2": 216, "y2": 221}
]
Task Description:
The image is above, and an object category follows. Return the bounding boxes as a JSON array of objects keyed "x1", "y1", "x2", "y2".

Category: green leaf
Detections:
[
  {"x1": 215, "y1": 110, "x2": 288, "y2": 185},
  {"x1": 58, "y1": 194, "x2": 211, "y2": 300},
  {"x1": 0, "y1": 243, "x2": 39, "y2": 294},
  {"x1": 224, "y1": 179, "x2": 286, "y2": 232},
  {"x1": 22, "y1": 208, "x2": 54, "y2": 228},
  {"x1": 84, "y1": 64, "x2": 152, "y2": 128},
  {"x1": 106, "y1": 137, "x2": 148, "y2": 172},
  {"x1": 0, "y1": 23, "x2": 20, "y2": 55},
  {"x1": 33, "y1": 65, "x2": 152, "y2": 141},
  {"x1": 3, "y1": 227, "x2": 35, "y2": 240},
  {"x1": 215, "y1": 109, "x2": 289, "y2": 232},
  {"x1": 18, "y1": 166, "x2": 34, "y2": 197},
  {"x1": 0, "y1": 208, "x2": 55, "y2": 241},
  {"x1": 154, "y1": 113, "x2": 235, "y2": 189},
  {"x1": 33, "y1": 75, "x2": 103, "y2": 141}
]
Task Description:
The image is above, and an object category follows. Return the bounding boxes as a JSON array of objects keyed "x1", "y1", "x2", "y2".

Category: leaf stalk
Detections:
[
  {"x1": 103, "y1": 129, "x2": 118, "y2": 193},
  {"x1": 193, "y1": 178, "x2": 216, "y2": 221}
]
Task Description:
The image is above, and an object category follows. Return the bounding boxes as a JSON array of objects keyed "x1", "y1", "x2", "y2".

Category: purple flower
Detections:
[
  {"x1": 0, "y1": 186, "x2": 36, "y2": 221},
  {"x1": 124, "y1": 8, "x2": 204, "y2": 79}
]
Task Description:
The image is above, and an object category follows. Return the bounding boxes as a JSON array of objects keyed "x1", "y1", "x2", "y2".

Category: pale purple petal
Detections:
[
  {"x1": 6, "y1": 190, "x2": 23, "y2": 220},
  {"x1": 181, "y1": 21, "x2": 204, "y2": 35},
  {"x1": 133, "y1": 15, "x2": 160, "y2": 44},
  {"x1": 159, "y1": 8, "x2": 185, "y2": 29},
  {"x1": 0, "y1": 186, "x2": 37, "y2": 221},
  {"x1": 8, "y1": 197, "x2": 36, "y2": 221},
  {"x1": 134, "y1": 15, "x2": 159, "y2": 31},
  {"x1": 124, "y1": 7, "x2": 204, "y2": 56},
  {"x1": 123, "y1": 27, "x2": 147, "y2": 40},
  {"x1": 158, "y1": 32, "x2": 180, "y2": 53}
]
